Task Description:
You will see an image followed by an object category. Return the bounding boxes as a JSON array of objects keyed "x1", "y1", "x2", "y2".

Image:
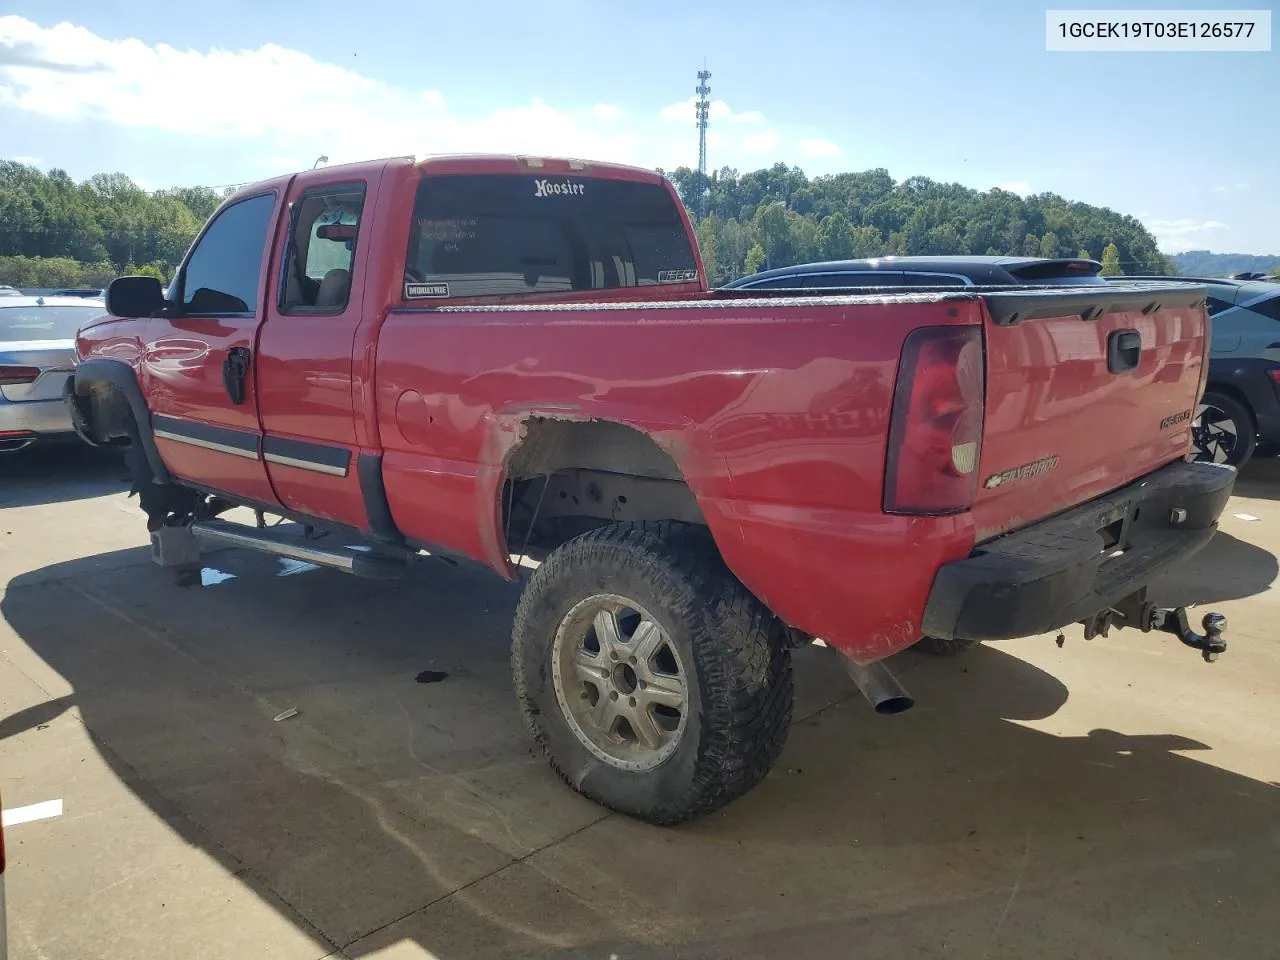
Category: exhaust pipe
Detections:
[{"x1": 844, "y1": 659, "x2": 914, "y2": 715}]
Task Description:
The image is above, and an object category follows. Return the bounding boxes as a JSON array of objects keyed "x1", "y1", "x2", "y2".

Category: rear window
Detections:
[
  {"x1": 0, "y1": 305, "x2": 104, "y2": 341},
  {"x1": 403, "y1": 174, "x2": 698, "y2": 300}
]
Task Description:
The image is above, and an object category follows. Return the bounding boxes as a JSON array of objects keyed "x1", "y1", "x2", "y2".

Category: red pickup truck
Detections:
[{"x1": 67, "y1": 154, "x2": 1234, "y2": 825}]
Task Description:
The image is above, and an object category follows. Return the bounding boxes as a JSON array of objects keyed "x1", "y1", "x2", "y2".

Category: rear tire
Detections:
[
  {"x1": 911, "y1": 636, "x2": 978, "y2": 657},
  {"x1": 512, "y1": 521, "x2": 793, "y2": 826},
  {"x1": 1192, "y1": 391, "x2": 1256, "y2": 468}
]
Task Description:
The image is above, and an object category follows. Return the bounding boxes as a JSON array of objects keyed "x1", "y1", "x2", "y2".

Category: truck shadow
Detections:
[
  {"x1": 1146, "y1": 529, "x2": 1278, "y2": 606},
  {"x1": 0, "y1": 441, "x2": 129, "y2": 508},
  {"x1": 2, "y1": 545, "x2": 1278, "y2": 959},
  {"x1": 1233, "y1": 453, "x2": 1280, "y2": 502}
]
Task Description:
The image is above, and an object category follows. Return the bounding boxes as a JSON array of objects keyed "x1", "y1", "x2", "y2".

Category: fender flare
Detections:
[{"x1": 73, "y1": 358, "x2": 172, "y2": 483}]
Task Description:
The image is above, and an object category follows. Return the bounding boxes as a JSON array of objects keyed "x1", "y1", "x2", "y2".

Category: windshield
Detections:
[{"x1": 0, "y1": 304, "x2": 104, "y2": 342}]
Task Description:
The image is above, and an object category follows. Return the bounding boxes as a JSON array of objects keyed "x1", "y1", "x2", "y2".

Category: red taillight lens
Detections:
[
  {"x1": 884, "y1": 325, "x2": 985, "y2": 515},
  {"x1": 0, "y1": 365, "x2": 40, "y2": 386}
]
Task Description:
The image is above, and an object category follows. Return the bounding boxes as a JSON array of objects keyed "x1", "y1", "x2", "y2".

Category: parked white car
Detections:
[{"x1": 0, "y1": 295, "x2": 107, "y2": 453}]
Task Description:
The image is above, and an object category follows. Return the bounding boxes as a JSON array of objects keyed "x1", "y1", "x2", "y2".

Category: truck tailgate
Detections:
[{"x1": 971, "y1": 283, "x2": 1209, "y2": 542}]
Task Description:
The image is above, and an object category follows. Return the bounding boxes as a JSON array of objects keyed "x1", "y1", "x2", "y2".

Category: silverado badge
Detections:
[{"x1": 984, "y1": 455, "x2": 1060, "y2": 489}]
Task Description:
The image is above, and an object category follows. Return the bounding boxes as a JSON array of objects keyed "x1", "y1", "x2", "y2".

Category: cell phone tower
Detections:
[{"x1": 696, "y1": 67, "x2": 711, "y2": 177}]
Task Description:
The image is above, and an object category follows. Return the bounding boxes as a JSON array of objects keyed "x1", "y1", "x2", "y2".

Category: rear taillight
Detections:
[
  {"x1": 884, "y1": 325, "x2": 985, "y2": 515},
  {"x1": 0, "y1": 365, "x2": 40, "y2": 386}
]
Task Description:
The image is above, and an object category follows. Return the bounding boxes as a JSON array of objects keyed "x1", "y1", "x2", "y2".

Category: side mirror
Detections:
[{"x1": 106, "y1": 275, "x2": 167, "y2": 319}]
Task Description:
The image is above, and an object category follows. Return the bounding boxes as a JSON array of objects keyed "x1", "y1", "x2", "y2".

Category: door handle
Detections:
[
  {"x1": 223, "y1": 347, "x2": 252, "y2": 405},
  {"x1": 1107, "y1": 329, "x2": 1141, "y2": 374}
]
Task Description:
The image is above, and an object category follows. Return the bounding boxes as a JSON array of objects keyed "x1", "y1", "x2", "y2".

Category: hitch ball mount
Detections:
[{"x1": 1075, "y1": 592, "x2": 1228, "y2": 663}]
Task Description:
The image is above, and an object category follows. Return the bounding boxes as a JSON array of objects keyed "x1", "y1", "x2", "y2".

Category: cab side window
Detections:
[
  {"x1": 180, "y1": 193, "x2": 276, "y2": 315},
  {"x1": 281, "y1": 183, "x2": 367, "y2": 313}
]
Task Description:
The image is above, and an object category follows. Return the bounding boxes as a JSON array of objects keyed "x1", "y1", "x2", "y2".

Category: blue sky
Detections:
[{"x1": 1, "y1": 1, "x2": 1276, "y2": 253}]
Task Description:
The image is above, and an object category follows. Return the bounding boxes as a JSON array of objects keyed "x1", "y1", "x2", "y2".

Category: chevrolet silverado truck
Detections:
[{"x1": 66, "y1": 154, "x2": 1235, "y2": 825}]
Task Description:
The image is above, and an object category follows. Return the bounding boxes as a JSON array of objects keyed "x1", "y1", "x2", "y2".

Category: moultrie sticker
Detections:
[
  {"x1": 405, "y1": 282, "x2": 451, "y2": 299},
  {"x1": 657, "y1": 269, "x2": 699, "y2": 283}
]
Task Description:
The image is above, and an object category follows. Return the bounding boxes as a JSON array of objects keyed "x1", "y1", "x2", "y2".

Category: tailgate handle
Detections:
[{"x1": 1107, "y1": 329, "x2": 1141, "y2": 374}]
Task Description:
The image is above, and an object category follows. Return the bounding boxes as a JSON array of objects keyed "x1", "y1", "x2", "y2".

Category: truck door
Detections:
[
  {"x1": 142, "y1": 189, "x2": 283, "y2": 505},
  {"x1": 254, "y1": 173, "x2": 377, "y2": 529}
]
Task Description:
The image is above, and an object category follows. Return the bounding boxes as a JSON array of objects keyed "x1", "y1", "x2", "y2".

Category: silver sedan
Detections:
[{"x1": 1, "y1": 296, "x2": 108, "y2": 453}]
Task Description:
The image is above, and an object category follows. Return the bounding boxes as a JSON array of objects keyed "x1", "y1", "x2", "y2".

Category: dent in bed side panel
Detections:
[
  {"x1": 701, "y1": 499, "x2": 974, "y2": 663},
  {"x1": 373, "y1": 299, "x2": 983, "y2": 659}
]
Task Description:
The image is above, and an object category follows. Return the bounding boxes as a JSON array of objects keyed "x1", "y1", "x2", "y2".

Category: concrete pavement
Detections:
[{"x1": 1, "y1": 445, "x2": 1278, "y2": 959}]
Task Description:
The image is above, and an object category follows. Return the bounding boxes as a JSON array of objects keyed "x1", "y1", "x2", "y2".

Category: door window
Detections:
[
  {"x1": 281, "y1": 183, "x2": 367, "y2": 312},
  {"x1": 180, "y1": 193, "x2": 276, "y2": 315}
]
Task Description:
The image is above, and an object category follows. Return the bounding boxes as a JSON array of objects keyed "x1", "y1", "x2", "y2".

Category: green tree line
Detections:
[
  {"x1": 1171, "y1": 250, "x2": 1280, "y2": 278},
  {"x1": 0, "y1": 160, "x2": 228, "y2": 288},
  {"x1": 665, "y1": 164, "x2": 1176, "y2": 285},
  {"x1": 2, "y1": 158, "x2": 1180, "y2": 290}
]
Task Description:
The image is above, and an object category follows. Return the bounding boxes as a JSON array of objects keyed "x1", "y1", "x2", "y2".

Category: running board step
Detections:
[{"x1": 189, "y1": 520, "x2": 414, "y2": 579}]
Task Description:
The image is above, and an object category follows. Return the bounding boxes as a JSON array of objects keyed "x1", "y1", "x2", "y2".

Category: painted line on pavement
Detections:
[{"x1": 2, "y1": 798, "x2": 63, "y2": 827}]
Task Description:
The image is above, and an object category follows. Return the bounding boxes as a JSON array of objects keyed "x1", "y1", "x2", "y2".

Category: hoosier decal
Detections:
[{"x1": 533, "y1": 178, "x2": 585, "y2": 198}]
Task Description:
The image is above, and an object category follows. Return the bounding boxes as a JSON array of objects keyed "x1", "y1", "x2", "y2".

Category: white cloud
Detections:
[
  {"x1": 659, "y1": 97, "x2": 761, "y2": 126},
  {"x1": 0, "y1": 16, "x2": 640, "y2": 168},
  {"x1": 996, "y1": 181, "x2": 1032, "y2": 197},
  {"x1": 11, "y1": 154, "x2": 40, "y2": 165},
  {"x1": 744, "y1": 129, "x2": 780, "y2": 153},
  {"x1": 0, "y1": 17, "x2": 845, "y2": 180},
  {"x1": 1147, "y1": 218, "x2": 1228, "y2": 253},
  {"x1": 799, "y1": 138, "x2": 841, "y2": 158}
]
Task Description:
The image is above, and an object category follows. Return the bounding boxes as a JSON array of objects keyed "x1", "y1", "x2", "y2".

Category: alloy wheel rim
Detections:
[
  {"x1": 550, "y1": 593, "x2": 689, "y2": 772},
  {"x1": 1190, "y1": 403, "x2": 1237, "y2": 464}
]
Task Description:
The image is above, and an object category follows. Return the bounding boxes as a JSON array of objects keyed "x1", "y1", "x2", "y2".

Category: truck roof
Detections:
[{"x1": 239, "y1": 154, "x2": 668, "y2": 197}]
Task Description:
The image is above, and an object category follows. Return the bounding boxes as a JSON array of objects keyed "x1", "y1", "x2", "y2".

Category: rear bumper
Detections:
[
  {"x1": 921, "y1": 460, "x2": 1237, "y2": 641},
  {"x1": 0, "y1": 394, "x2": 74, "y2": 444}
]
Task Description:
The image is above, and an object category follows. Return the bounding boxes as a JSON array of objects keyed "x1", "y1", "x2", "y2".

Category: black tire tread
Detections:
[{"x1": 512, "y1": 520, "x2": 793, "y2": 825}]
